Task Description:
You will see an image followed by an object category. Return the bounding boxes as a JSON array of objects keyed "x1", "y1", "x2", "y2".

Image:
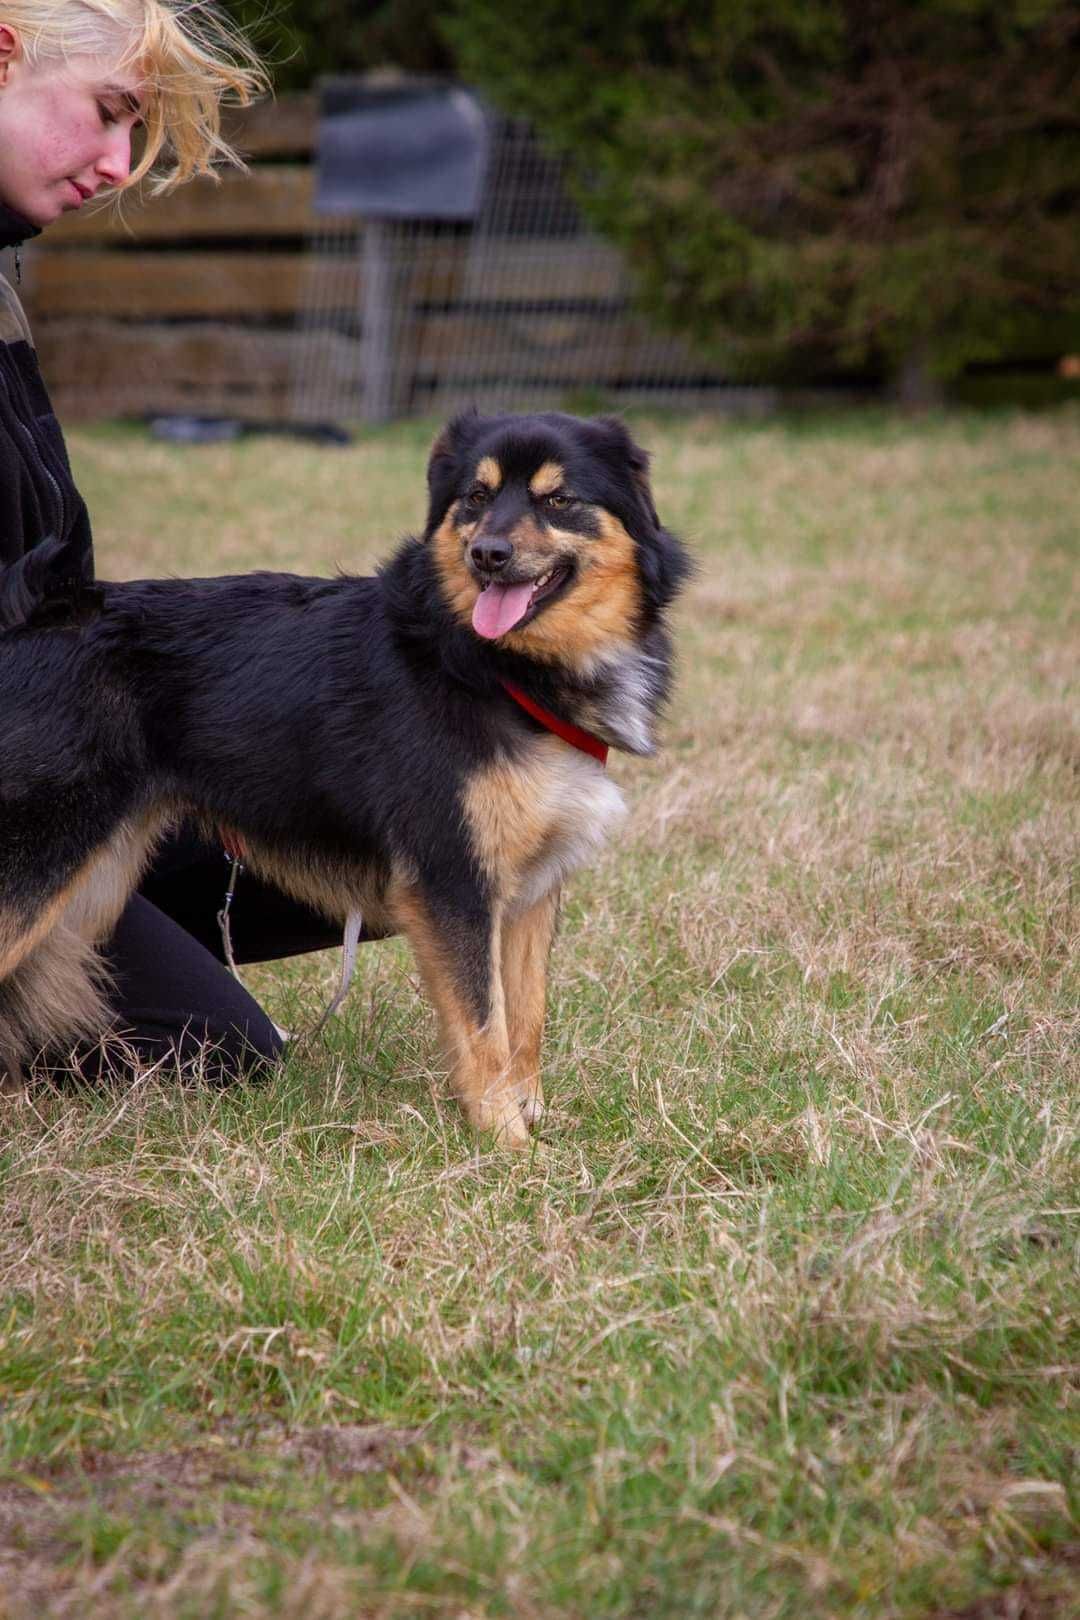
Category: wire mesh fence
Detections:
[{"x1": 288, "y1": 113, "x2": 757, "y2": 427}]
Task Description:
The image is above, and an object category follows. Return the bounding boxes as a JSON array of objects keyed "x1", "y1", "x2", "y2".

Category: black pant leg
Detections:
[{"x1": 65, "y1": 894, "x2": 284, "y2": 1083}]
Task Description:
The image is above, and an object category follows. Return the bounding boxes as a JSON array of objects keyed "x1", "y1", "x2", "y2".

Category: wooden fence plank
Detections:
[
  {"x1": 44, "y1": 167, "x2": 318, "y2": 244},
  {"x1": 34, "y1": 319, "x2": 333, "y2": 420},
  {"x1": 26, "y1": 240, "x2": 632, "y2": 321},
  {"x1": 459, "y1": 241, "x2": 628, "y2": 303},
  {"x1": 30, "y1": 252, "x2": 317, "y2": 319},
  {"x1": 413, "y1": 313, "x2": 704, "y2": 383},
  {"x1": 222, "y1": 93, "x2": 317, "y2": 159}
]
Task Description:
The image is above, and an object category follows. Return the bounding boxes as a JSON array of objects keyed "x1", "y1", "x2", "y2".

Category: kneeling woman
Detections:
[{"x1": 0, "y1": 0, "x2": 345, "y2": 1080}]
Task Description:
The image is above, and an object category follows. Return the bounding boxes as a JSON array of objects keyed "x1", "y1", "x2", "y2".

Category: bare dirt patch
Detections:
[
  {"x1": 0, "y1": 1424, "x2": 427, "y2": 1617},
  {"x1": 278, "y1": 1423, "x2": 425, "y2": 1477},
  {"x1": 0, "y1": 1422, "x2": 424, "y2": 1517}
]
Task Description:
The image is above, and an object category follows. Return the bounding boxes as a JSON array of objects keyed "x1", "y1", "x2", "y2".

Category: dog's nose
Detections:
[{"x1": 470, "y1": 536, "x2": 513, "y2": 574}]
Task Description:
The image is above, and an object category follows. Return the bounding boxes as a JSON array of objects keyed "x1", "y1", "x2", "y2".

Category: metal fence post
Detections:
[{"x1": 360, "y1": 218, "x2": 398, "y2": 424}]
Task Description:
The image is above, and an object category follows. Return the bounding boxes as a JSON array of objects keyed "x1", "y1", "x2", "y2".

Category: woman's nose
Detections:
[{"x1": 95, "y1": 126, "x2": 132, "y2": 187}]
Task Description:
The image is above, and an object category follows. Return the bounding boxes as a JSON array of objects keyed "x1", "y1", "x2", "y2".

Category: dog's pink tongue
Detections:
[{"x1": 472, "y1": 581, "x2": 534, "y2": 639}]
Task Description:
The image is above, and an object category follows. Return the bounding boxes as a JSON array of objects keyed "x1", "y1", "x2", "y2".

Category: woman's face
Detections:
[{"x1": 0, "y1": 28, "x2": 144, "y2": 226}]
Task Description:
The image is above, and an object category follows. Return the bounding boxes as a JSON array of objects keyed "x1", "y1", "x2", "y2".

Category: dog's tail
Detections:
[{"x1": 0, "y1": 535, "x2": 101, "y2": 631}]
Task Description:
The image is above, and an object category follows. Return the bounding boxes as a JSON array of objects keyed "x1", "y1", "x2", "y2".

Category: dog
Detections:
[{"x1": 0, "y1": 411, "x2": 689, "y2": 1146}]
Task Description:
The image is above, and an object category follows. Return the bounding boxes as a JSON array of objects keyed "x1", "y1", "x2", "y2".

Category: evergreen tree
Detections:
[
  {"x1": 444, "y1": 0, "x2": 1080, "y2": 388},
  {"x1": 222, "y1": 0, "x2": 453, "y2": 91}
]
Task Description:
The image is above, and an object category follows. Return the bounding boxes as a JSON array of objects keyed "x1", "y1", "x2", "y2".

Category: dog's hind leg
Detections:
[
  {"x1": 0, "y1": 885, "x2": 89, "y2": 982},
  {"x1": 500, "y1": 888, "x2": 559, "y2": 1133},
  {"x1": 0, "y1": 815, "x2": 165, "y2": 1079},
  {"x1": 0, "y1": 925, "x2": 112, "y2": 1086},
  {"x1": 0, "y1": 807, "x2": 165, "y2": 971},
  {"x1": 391, "y1": 882, "x2": 532, "y2": 1149},
  {"x1": 0, "y1": 864, "x2": 111, "y2": 1081}
]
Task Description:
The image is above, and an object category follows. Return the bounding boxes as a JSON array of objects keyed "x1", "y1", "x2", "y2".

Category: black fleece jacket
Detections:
[{"x1": 0, "y1": 202, "x2": 94, "y2": 578}]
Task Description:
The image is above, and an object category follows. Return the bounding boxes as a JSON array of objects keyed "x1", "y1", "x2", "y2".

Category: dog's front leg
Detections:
[
  {"x1": 392, "y1": 883, "x2": 532, "y2": 1149},
  {"x1": 501, "y1": 888, "x2": 559, "y2": 1132}
]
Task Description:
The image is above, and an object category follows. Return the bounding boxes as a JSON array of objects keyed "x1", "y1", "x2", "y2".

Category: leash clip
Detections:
[{"x1": 216, "y1": 851, "x2": 245, "y2": 978}]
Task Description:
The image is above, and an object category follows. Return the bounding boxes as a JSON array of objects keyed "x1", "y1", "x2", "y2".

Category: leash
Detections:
[
  {"x1": 498, "y1": 678, "x2": 609, "y2": 764},
  {"x1": 215, "y1": 831, "x2": 362, "y2": 1047},
  {"x1": 216, "y1": 848, "x2": 245, "y2": 980},
  {"x1": 302, "y1": 908, "x2": 364, "y2": 1044}
]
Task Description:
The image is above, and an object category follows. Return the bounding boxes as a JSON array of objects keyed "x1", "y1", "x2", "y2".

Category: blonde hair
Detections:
[{"x1": 4, "y1": 1, "x2": 269, "y2": 192}]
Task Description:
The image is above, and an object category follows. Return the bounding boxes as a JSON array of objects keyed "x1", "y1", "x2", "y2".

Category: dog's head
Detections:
[{"x1": 423, "y1": 411, "x2": 689, "y2": 670}]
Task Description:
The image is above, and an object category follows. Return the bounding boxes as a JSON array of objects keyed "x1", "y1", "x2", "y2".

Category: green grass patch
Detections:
[{"x1": 1, "y1": 406, "x2": 1077, "y2": 1617}]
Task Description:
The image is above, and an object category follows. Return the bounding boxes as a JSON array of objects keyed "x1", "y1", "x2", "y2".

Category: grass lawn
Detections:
[{"x1": 0, "y1": 406, "x2": 1076, "y2": 1618}]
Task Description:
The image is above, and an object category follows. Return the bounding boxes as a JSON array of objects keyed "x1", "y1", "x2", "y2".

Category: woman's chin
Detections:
[
  {"x1": 37, "y1": 201, "x2": 69, "y2": 227},
  {"x1": 10, "y1": 195, "x2": 59, "y2": 228}
]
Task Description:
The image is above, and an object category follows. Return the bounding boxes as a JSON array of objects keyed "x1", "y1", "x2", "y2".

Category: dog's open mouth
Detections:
[{"x1": 472, "y1": 563, "x2": 573, "y2": 639}]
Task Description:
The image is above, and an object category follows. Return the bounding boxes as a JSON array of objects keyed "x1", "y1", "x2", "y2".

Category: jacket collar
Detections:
[{"x1": 0, "y1": 202, "x2": 41, "y2": 252}]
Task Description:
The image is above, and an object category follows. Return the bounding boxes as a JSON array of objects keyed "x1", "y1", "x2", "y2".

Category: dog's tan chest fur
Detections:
[{"x1": 464, "y1": 736, "x2": 626, "y2": 912}]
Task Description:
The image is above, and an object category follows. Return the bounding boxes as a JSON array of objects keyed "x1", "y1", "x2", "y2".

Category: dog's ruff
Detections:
[{"x1": 0, "y1": 411, "x2": 690, "y2": 1146}]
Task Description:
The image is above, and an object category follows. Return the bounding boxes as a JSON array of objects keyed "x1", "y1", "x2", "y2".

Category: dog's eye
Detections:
[
  {"x1": 545, "y1": 492, "x2": 572, "y2": 510},
  {"x1": 466, "y1": 484, "x2": 492, "y2": 506}
]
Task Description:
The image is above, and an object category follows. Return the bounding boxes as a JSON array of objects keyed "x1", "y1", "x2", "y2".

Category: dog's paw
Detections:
[
  {"x1": 520, "y1": 1094, "x2": 545, "y2": 1132},
  {"x1": 467, "y1": 1080, "x2": 548, "y2": 1149},
  {"x1": 493, "y1": 1112, "x2": 533, "y2": 1151},
  {"x1": 471, "y1": 1094, "x2": 532, "y2": 1150}
]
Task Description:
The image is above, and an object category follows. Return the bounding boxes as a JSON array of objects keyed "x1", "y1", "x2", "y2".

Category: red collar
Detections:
[{"x1": 500, "y1": 678, "x2": 609, "y2": 765}]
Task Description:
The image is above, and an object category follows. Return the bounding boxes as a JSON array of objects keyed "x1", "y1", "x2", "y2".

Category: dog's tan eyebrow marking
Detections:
[
  {"x1": 529, "y1": 461, "x2": 565, "y2": 498},
  {"x1": 475, "y1": 456, "x2": 503, "y2": 490}
]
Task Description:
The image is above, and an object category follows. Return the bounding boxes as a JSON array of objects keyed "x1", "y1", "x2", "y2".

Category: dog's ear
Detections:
[
  {"x1": 639, "y1": 521, "x2": 694, "y2": 612},
  {"x1": 589, "y1": 416, "x2": 693, "y2": 611},
  {"x1": 424, "y1": 410, "x2": 487, "y2": 539},
  {"x1": 0, "y1": 534, "x2": 102, "y2": 630},
  {"x1": 591, "y1": 415, "x2": 661, "y2": 532}
]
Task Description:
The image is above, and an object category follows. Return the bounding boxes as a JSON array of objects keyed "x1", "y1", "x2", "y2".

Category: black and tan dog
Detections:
[{"x1": 0, "y1": 411, "x2": 689, "y2": 1146}]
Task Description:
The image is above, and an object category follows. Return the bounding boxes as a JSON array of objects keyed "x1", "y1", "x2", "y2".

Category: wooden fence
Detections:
[{"x1": 20, "y1": 91, "x2": 720, "y2": 423}]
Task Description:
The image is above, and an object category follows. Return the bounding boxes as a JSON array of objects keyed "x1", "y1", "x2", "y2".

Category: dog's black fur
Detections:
[{"x1": 0, "y1": 411, "x2": 689, "y2": 1143}]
